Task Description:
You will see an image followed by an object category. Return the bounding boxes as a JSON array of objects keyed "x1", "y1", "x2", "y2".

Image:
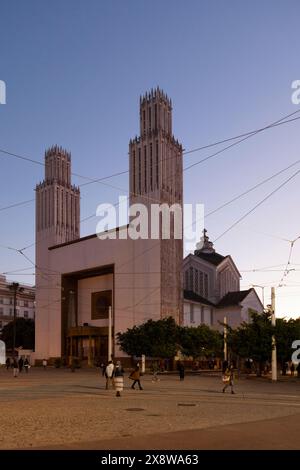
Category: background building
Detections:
[
  {"x1": 0, "y1": 275, "x2": 35, "y2": 332},
  {"x1": 183, "y1": 230, "x2": 263, "y2": 330}
]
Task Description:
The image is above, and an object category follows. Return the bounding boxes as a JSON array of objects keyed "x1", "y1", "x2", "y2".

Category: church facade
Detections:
[
  {"x1": 35, "y1": 89, "x2": 183, "y2": 364},
  {"x1": 34, "y1": 88, "x2": 262, "y2": 365},
  {"x1": 183, "y1": 230, "x2": 263, "y2": 330}
]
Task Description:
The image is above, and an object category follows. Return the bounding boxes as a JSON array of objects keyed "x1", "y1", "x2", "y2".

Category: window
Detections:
[
  {"x1": 201, "y1": 306, "x2": 204, "y2": 324},
  {"x1": 24, "y1": 301, "x2": 28, "y2": 308},
  {"x1": 190, "y1": 304, "x2": 194, "y2": 323},
  {"x1": 0, "y1": 308, "x2": 3, "y2": 315},
  {"x1": 204, "y1": 274, "x2": 208, "y2": 298},
  {"x1": 9, "y1": 298, "x2": 13, "y2": 305},
  {"x1": 185, "y1": 270, "x2": 189, "y2": 290},
  {"x1": 9, "y1": 308, "x2": 13, "y2": 316},
  {"x1": 199, "y1": 272, "x2": 204, "y2": 296},
  {"x1": 156, "y1": 141, "x2": 159, "y2": 188},
  {"x1": 0, "y1": 321, "x2": 2, "y2": 329},
  {"x1": 210, "y1": 308, "x2": 214, "y2": 326},
  {"x1": 150, "y1": 143, "x2": 153, "y2": 191},
  {"x1": 144, "y1": 146, "x2": 147, "y2": 192},
  {"x1": 138, "y1": 148, "x2": 141, "y2": 194},
  {"x1": 24, "y1": 311, "x2": 29, "y2": 318},
  {"x1": 148, "y1": 106, "x2": 151, "y2": 131},
  {"x1": 0, "y1": 298, "x2": 3, "y2": 304},
  {"x1": 143, "y1": 109, "x2": 146, "y2": 132},
  {"x1": 91, "y1": 290, "x2": 112, "y2": 320},
  {"x1": 133, "y1": 150, "x2": 136, "y2": 195},
  {"x1": 189, "y1": 267, "x2": 193, "y2": 292},
  {"x1": 195, "y1": 270, "x2": 199, "y2": 293},
  {"x1": 61, "y1": 189, "x2": 64, "y2": 225}
]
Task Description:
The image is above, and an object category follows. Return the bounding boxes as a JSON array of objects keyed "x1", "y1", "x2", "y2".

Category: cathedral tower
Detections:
[
  {"x1": 129, "y1": 88, "x2": 183, "y2": 323},
  {"x1": 35, "y1": 146, "x2": 80, "y2": 359},
  {"x1": 36, "y1": 145, "x2": 80, "y2": 246}
]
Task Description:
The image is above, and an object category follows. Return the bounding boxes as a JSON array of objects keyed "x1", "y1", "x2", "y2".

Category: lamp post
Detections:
[
  {"x1": 223, "y1": 316, "x2": 227, "y2": 362},
  {"x1": 8, "y1": 282, "x2": 24, "y2": 358},
  {"x1": 271, "y1": 287, "x2": 277, "y2": 382}
]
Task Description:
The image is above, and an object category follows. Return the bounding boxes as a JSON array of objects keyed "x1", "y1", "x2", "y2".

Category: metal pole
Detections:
[
  {"x1": 224, "y1": 316, "x2": 227, "y2": 362},
  {"x1": 108, "y1": 306, "x2": 112, "y2": 362},
  {"x1": 271, "y1": 287, "x2": 277, "y2": 382},
  {"x1": 13, "y1": 287, "x2": 17, "y2": 358}
]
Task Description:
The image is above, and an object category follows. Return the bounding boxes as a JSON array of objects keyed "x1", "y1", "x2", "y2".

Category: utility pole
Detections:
[
  {"x1": 271, "y1": 287, "x2": 277, "y2": 382},
  {"x1": 224, "y1": 316, "x2": 228, "y2": 362},
  {"x1": 8, "y1": 282, "x2": 24, "y2": 358},
  {"x1": 108, "y1": 305, "x2": 112, "y2": 363}
]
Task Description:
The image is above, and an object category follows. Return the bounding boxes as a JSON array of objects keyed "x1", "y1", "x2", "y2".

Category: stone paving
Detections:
[{"x1": 0, "y1": 367, "x2": 299, "y2": 449}]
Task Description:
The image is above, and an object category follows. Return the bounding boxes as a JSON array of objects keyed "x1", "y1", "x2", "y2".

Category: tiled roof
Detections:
[
  {"x1": 194, "y1": 251, "x2": 227, "y2": 266},
  {"x1": 184, "y1": 290, "x2": 215, "y2": 306},
  {"x1": 217, "y1": 289, "x2": 252, "y2": 307}
]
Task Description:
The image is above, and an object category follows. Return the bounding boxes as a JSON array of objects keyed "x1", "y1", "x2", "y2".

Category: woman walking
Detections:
[
  {"x1": 114, "y1": 361, "x2": 124, "y2": 397},
  {"x1": 129, "y1": 364, "x2": 143, "y2": 390},
  {"x1": 222, "y1": 365, "x2": 235, "y2": 394}
]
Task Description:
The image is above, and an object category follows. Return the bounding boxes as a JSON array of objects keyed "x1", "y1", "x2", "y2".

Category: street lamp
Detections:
[
  {"x1": 251, "y1": 284, "x2": 265, "y2": 307},
  {"x1": 8, "y1": 282, "x2": 24, "y2": 358}
]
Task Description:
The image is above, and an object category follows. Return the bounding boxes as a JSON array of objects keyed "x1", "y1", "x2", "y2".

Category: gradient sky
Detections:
[{"x1": 1, "y1": 0, "x2": 300, "y2": 318}]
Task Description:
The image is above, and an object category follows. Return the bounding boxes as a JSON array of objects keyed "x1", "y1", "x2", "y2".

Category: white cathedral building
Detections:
[
  {"x1": 183, "y1": 230, "x2": 263, "y2": 331},
  {"x1": 34, "y1": 89, "x2": 262, "y2": 365}
]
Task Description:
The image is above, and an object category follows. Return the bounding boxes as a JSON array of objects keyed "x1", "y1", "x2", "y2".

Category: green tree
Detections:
[
  {"x1": 179, "y1": 325, "x2": 222, "y2": 358},
  {"x1": 1, "y1": 318, "x2": 35, "y2": 350},
  {"x1": 227, "y1": 311, "x2": 274, "y2": 375},
  {"x1": 117, "y1": 317, "x2": 223, "y2": 360},
  {"x1": 117, "y1": 317, "x2": 180, "y2": 358}
]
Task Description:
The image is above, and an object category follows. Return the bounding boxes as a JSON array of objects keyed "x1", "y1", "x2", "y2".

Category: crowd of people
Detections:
[
  {"x1": 100, "y1": 360, "x2": 144, "y2": 397},
  {"x1": 3, "y1": 355, "x2": 300, "y2": 397},
  {"x1": 5, "y1": 356, "x2": 30, "y2": 377}
]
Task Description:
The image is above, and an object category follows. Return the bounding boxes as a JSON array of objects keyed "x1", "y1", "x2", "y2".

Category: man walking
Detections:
[{"x1": 13, "y1": 357, "x2": 19, "y2": 378}]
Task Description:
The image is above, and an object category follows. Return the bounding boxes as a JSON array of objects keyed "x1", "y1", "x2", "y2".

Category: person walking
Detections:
[
  {"x1": 129, "y1": 364, "x2": 143, "y2": 390},
  {"x1": 100, "y1": 362, "x2": 106, "y2": 377},
  {"x1": 290, "y1": 363, "x2": 295, "y2": 377},
  {"x1": 24, "y1": 358, "x2": 30, "y2": 373},
  {"x1": 105, "y1": 360, "x2": 115, "y2": 389},
  {"x1": 177, "y1": 361, "x2": 185, "y2": 381},
  {"x1": 18, "y1": 356, "x2": 24, "y2": 373},
  {"x1": 222, "y1": 359, "x2": 228, "y2": 374},
  {"x1": 222, "y1": 365, "x2": 235, "y2": 394},
  {"x1": 114, "y1": 361, "x2": 124, "y2": 397},
  {"x1": 13, "y1": 357, "x2": 19, "y2": 378},
  {"x1": 6, "y1": 357, "x2": 11, "y2": 370},
  {"x1": 151, "y1": 361, "x2": 160, "y2": 383}
]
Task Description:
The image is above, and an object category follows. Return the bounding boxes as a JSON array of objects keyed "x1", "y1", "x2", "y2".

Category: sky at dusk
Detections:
[{"x1": 1, "y1": 0, "x2": 300, "y2": 317}]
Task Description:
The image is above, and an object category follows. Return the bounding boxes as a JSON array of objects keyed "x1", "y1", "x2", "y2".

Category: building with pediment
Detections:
[{"x1": 183, "y1": 230, "x2": 263, "y2": 330}]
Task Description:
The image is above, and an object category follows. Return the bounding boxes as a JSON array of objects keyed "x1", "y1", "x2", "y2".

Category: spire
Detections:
[{"x1": 195, "y1": 229, "x2": 215, "y2": 254}]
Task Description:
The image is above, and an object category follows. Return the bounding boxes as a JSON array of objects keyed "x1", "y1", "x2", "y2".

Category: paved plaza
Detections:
[{"x1": 0, "y1": 367, "x2": 299, "y2": 450}]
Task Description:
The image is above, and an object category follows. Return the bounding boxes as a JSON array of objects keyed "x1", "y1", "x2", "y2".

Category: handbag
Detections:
[{"x1": 222, "y1": 375, "x2": 230, "y2": 383}]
